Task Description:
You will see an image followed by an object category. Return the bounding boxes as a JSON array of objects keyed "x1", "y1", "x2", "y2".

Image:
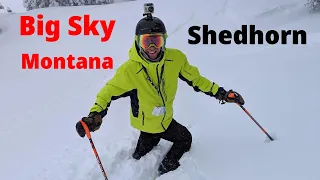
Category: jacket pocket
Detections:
[{"x1": 142, "y1": 111, "x2": 145, "y2": 126}]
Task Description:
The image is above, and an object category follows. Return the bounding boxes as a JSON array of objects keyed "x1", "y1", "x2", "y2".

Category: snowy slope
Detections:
[
  {"x1": 1, "y1": 0, "x2": 320, "y2": 180},
  {"x1": 0, "y1": 7, "x2": 8, "y2": 16},
  {"x1": 0, "y1": 8, "x2": 9, "y2": 34}
]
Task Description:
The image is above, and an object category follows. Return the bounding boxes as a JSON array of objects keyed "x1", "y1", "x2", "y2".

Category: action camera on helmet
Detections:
[
  {"x1": 135, "y1": 2, "x2": 166, "y2": 36},
  {"x1": 143, "y1": 3, "x2": 154, "y2": 19}
]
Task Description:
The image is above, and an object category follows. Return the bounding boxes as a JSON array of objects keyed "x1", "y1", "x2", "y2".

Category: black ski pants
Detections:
[{"x1": 134, "y1": 118, "x2": 192, "y2": 162}]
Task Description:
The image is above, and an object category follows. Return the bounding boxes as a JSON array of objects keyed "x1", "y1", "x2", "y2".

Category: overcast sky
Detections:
[{"x1": 1, "y1": 0, "x2": 26, "y2": 12}]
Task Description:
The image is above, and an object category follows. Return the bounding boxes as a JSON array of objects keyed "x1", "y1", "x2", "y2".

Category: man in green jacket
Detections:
[{"x1": 76, "y1": 15, "x2": 245, "y2": 175}]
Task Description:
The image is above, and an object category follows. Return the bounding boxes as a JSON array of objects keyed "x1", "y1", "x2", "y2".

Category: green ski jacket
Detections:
[{"x1": 89, "y1": 42, "x2": 221, "y2": 133}]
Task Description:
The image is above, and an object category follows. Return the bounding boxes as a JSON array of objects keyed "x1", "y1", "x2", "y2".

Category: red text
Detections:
[
  {"x1": 69, "y1": 15, "x2": 116, "y2": 42},
  {"x1": 20, "y1": 14, "x2": 116, "y2": 42},
  {"x1": 22, "y1": 54, "x2": 113, "y2": 69},
  {"x1": 20, "y1": 14, "x2": 60, "y2": 42}
]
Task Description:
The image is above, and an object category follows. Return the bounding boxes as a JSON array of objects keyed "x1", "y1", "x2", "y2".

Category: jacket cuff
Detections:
[{"x1": 214, "y1": 87, "x2": 227, "y2": 100}]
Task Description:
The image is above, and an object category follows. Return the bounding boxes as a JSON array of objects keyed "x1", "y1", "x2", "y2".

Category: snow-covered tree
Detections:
[
  {"x1": 23, "y1": 0, "x2": 37, "y2": 11},
  {"x1": 23, "y1": 0, "x2": 116, "y2": 11},
  {"x1": 6, "y1": 7, "x2": 12, "y2": 13},
  {"x1": 305, "y1": 0, "x2": 320, "y2": 12},
  {"x1": 0, "y1": 2, "x2": 4, "y2": 9},
  {"x1": 96, "y1": 0, "x2": 115, "y2": 5}
]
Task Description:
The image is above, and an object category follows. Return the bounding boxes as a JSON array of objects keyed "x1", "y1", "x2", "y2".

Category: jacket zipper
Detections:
[
  {"x1": 141, "y1": 64, "x2": 167, "y2": 130},
  {"x1": 142, "y1": 111, "x2": 145, "y2": 126},
  {"x1": 156, "y1": 64, "x2": 167, "y2": 130},
  {"x1": 156, "y1": 64, "x2": 166, "y2": 105}
]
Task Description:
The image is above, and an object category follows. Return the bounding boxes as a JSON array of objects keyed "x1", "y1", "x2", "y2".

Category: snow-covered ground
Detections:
[{"x1": 1, "y1": 0, "x2": 320, "y2": 180}]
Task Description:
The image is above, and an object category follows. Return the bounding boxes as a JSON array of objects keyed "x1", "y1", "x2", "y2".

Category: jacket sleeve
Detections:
[
  {"x1": 89, "y1": 62, "x2": 133, "y2": 117},
  {"x1": 178, "y1": 52, "x2": 222, "y2": 98}
]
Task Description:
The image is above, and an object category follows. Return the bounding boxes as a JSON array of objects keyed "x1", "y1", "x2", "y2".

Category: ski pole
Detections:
[
  {"x1": 80, "y1": 120, "x2": 108, "y2": 180},
  {"x1": 236, "y1": 104, "x2": 275, "y2": 141}
]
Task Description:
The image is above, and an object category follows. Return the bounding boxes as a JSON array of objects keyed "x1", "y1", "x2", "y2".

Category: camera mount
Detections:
[{"x1": 143, "y1": 3, "x2": 154, "y2": 20}]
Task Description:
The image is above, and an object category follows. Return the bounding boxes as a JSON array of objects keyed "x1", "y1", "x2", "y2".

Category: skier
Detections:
[{"x1": 75, "y1": 15, "x2": 245, "y2": 175}]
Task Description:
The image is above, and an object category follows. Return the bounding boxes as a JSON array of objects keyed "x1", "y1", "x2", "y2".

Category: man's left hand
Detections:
[
  {"x1": 224, "y1": 89, "x2": 245, "y2": 105},
  {"x1": 215, "y1": 88, "x2": 245, "y2": 105}
]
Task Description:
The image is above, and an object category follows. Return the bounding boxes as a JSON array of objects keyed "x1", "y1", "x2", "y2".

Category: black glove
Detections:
[
  {"x1": 76, "y1": 112, "x2": 102, "y2": 137},
  {"x1": 215, "y1": 87, "x2": 245, "y2": 105}
]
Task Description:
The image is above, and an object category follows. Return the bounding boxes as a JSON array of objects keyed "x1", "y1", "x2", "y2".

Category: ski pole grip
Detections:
[{"x1": 80, "y1": 120, "x2": 92, "y2": 139}]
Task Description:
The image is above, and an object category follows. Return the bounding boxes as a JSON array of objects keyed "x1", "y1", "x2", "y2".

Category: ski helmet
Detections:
[
  {"x1": 135, "y1": 16, "x2": 166, "y2": 35},
  {"x1": 135, "y1": 16, "x2": 167, "y2": 62}
]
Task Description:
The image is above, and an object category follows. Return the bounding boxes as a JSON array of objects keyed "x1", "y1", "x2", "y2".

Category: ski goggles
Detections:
[{"x1": 138, "y1": 33, "x2": 165, "y2": 49}]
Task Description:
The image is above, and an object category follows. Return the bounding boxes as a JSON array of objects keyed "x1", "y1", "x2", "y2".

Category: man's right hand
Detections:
[{"x1": 76, "y1": 112, "x2": 102, "y2": 137}]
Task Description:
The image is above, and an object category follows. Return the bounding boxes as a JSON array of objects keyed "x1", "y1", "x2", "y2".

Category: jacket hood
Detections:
[{"x1": 128, "y1": 41, "x2": 166, "y2": 68}]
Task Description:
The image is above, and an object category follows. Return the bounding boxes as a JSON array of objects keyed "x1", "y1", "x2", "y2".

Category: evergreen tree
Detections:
[
  {"x1": 306, "y1": 0, "x2": 320, "y2": 12},
  {"x1": 23, "y1": 0, "x2": 117, "y2": 11},
  {"x1": 6, "y1": 7, "x2": 12, "y2": 12},
  {"x1": 0, "y1": 2, "x2": 4, "y2": 9}
]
